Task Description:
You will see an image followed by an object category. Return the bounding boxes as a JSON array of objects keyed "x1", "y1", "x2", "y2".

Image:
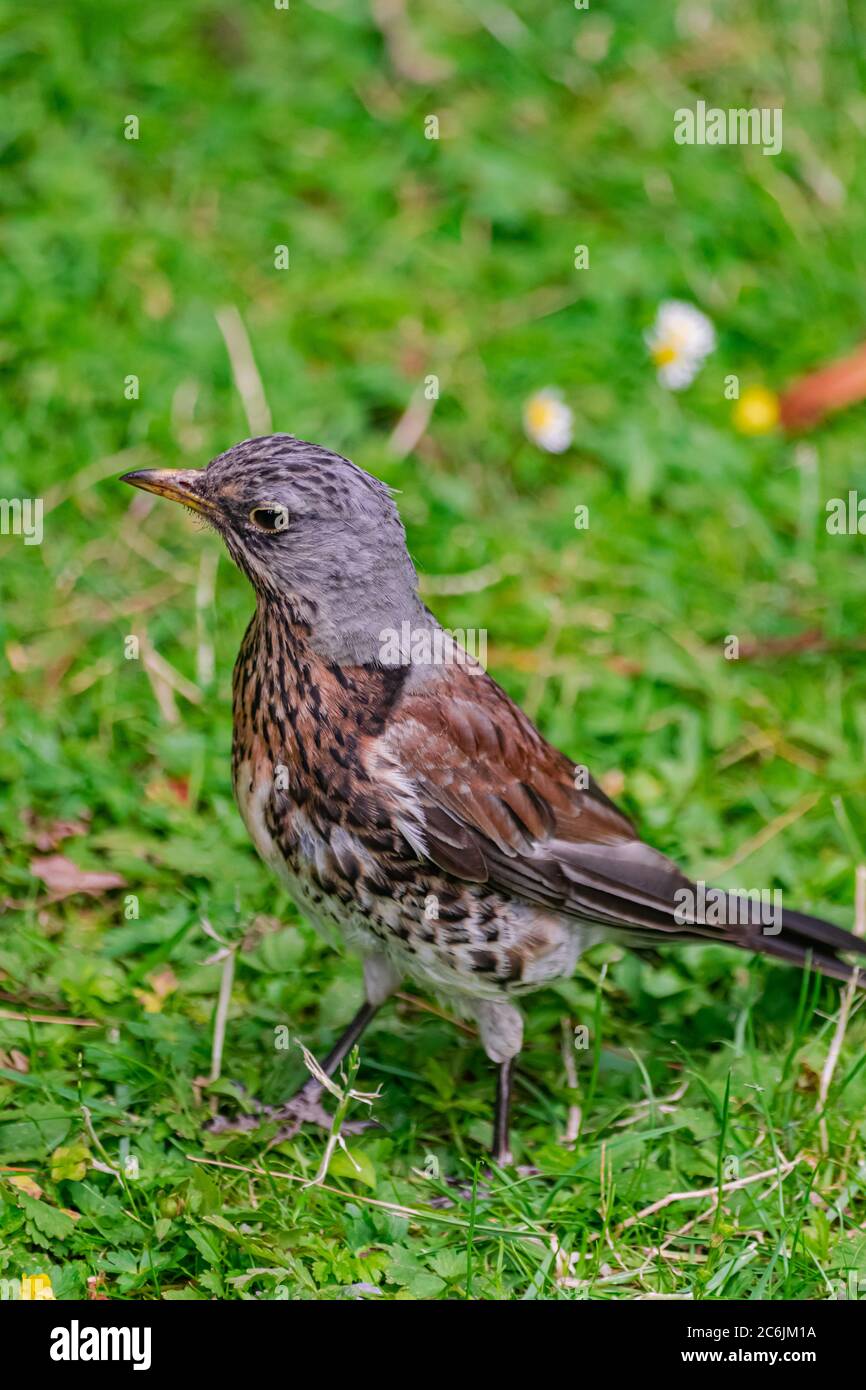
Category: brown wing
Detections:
[
  {"x1": 377, "y1": 661, "x2": 697, "y2": 936},
  {"x1": 377, "y1": 662, "x2": 866, "y2": 982}
]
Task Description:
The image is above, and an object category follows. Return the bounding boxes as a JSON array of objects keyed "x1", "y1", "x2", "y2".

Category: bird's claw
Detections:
[{"x1": 207, "y1": 1084, "x2": 375, "y2": 1145}]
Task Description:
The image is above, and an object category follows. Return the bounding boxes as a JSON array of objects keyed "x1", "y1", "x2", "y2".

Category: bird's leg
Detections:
[
  {"x1": 209, "y1": 953, "x2": 399, "y2": 1140},
  {"x1": 264, "y1": 955, "x2": 400, "y2": 1138},
  {"x1": 237, "y1": 999, "x2": 383, "y2": 1143},
  {"x1": 492, "y1": 1057, "x2": 515, "y2": 1167},
  {"x1": 289, "y1": 999, "x2": 380, "y2": 1105},
  {"x1": 473, "y1": 999, "x2": 523, "y2": 1166}
]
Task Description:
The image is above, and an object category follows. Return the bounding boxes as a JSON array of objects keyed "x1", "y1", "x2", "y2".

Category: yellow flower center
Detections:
[
  {"x1": 526, "y1": 399, "x2": 555, "y2": 430},
  {"x1": 652, "y1": 342, "x2": 678, "y2": 366},
  {"x1": 733, "y1": 386, "x2": 780, "y2": 435}
]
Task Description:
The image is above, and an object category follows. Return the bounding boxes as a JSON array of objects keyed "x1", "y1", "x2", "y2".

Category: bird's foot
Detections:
[
  {"x1": 207, "y1": 1083, "x2": 374, "y2": 1145},
  {"x1": 208, "y1": 1078, "x2": 375, "y2": 1145},
  {"x1": 208, "y1": 1088, "x2": 330, "y2": 1141}
]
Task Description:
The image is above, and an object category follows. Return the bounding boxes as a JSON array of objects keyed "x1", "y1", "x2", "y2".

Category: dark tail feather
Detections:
[
  {"x1": 738, "y1": 903, "x2": 866, "y2": 986},
  {"x1": 612, "y1": 887, "x2": 866, "y2": 987},
  {"x1": 546, "y1": 841, "x2": 865, "y2": 987}
]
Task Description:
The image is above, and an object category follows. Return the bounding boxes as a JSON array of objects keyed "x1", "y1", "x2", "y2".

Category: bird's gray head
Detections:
[{"x1": 121, "y1": 434, "x2": 430, "y2": 666}]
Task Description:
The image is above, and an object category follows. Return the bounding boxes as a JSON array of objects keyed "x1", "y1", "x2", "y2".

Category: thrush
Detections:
[{"x1": 122, "y1": 435, "x2": 866, "y2": 1164}]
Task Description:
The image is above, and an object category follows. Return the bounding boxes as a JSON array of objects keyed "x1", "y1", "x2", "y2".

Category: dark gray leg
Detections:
[
  {"x1": 473, "y1": 1000, "x2": 523, "y2": 1166},
  {"x1": 290, "y1": 1000, "x2": 380, "y2": 1102},
  {"x1": 492, "y1": 1057, "x2": 514, "y2": 1166},
  {"x1": 208, "y1": 999, "x2": 382, "y2": 1140}
]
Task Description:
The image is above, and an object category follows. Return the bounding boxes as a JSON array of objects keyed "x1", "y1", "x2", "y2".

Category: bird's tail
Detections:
[
  {"x1": 666, "y1": 886, "x2": 866, "y2": 986},
  {"x1": 733, "y1": 900, "x2": 866, "y2": 985},
  {"x1": 555, "y1": 839, "x2": 865, "y2": 986}
]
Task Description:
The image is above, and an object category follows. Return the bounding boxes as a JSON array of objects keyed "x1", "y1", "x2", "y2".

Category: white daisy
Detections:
[
  {"x1": 645, "y1": 300, "x2": 716, "y2": 390},
  {"x1": 523, "y1": 388, "x2": 573, "y2": 453}
]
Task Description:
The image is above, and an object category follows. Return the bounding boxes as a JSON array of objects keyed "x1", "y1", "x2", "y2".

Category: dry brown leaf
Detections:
[
  {"x1": 22, "y1": 810, "x2": 90, "y2": 852},
  {"x1": 0, "y1": 1048, "x2": 29, "y2": 1073},
  {"x1": 133, "y1": 966, "x2": 179, "y2": 1014},
  {"x1": 148, "y1": 967, "x2": 178, "y2": 999},
  {"x1": 30, "y1": 854, "x2": 125, "y2": 900},
  {"x1": 145, "y1": 777, "x2": 189, "y2": 806},
  {"x1": 8, "y1": 1173, "x2": 43, "y2": 1199}
]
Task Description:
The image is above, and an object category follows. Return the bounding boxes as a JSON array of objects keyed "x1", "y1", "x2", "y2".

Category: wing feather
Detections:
[{"x1": 377, "y1": 663, "x2": 692, "y2": 932}]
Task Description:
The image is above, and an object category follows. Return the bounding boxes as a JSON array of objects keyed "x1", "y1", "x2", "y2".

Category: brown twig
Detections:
[
  {"x1": 0, "y1": 1008, "x2": 100, "y2": 1028},
  {"x1": 613, "y1": 1156, "x2": 802, "y2": 1235}
]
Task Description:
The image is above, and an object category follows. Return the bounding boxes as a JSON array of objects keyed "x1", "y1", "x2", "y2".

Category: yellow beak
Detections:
[{"x1": 120, "y1": 468, "x2": 215, "y2": 515}]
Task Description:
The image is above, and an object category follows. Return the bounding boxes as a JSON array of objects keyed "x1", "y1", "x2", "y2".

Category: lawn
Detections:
[{"x1": 2, "y1": 0, "x2": 866, "y2": 1300}]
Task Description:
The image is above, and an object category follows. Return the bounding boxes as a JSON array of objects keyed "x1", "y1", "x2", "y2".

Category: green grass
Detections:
[{"x1": 2, "y1": 0, "x2": 866, "y2": 1300}]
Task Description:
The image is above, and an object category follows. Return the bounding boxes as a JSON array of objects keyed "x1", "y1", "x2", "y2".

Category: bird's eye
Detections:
[{"x1": 249, "y1": 504, "x2": 290, "y2": 533}]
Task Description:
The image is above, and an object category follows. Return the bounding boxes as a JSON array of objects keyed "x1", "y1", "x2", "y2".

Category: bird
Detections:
[{"x1": 122, "y1": 434, "x2": 866, "y2": 1164}]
